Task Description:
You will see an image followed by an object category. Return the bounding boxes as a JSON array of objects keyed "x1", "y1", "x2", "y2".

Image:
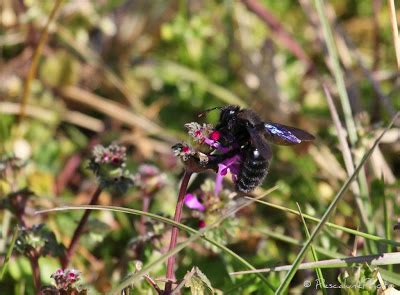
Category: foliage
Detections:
[
  {"x1": 0, "y1": 0, "x2": 399, "y2": 294},
  {"x1": 15, "y1": 224, "x2": 64, "y2": 258}
]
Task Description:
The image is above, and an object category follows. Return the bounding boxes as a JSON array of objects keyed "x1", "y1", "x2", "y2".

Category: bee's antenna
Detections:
[{"x1": 198, "y1": 106, "x2": 222, "y2": 118}]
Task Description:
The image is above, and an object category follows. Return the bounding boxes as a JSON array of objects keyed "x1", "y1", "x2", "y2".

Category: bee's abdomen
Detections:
[{"x1": 236, "y1": 148, "x2": 269, "y2": 193}]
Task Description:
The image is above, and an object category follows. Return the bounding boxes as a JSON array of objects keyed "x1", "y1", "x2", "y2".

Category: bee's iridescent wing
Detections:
[
  {"x1": 259, "y1": 122, "x2": 315, "y2": 146},
  {"x1": 246, "y1": 126, "x2": 273, "y2": 160}
]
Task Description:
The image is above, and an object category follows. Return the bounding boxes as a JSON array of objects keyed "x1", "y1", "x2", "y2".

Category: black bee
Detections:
[{"x1": 203, "y1": 105, "x2": 315, "y2": 193}]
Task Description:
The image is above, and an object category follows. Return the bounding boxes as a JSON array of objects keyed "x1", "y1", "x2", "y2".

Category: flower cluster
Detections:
[
  {"x1": 15, "y1": 224, "x2": 64, "y2": 258},
  {"x1": 172, "y1": 122, "x2": 221, "y2": 165},
  {"x1": 133, "y1": 164, "x2": 167, "y2": 195},
  {"x1": 183, "y1": 180, "x2": 239, "y2": 244},
  {"x1": 185, "y1": 122, "x2": 223, "y2": 151},
  {"x1": 88, "y1": 143, "x2": 133, "y2": 192},
  {"x1": 48, "y1": 268, "x2": 87, "y2": 294},
  {"x1": 185, "y1": 122, "x2": 212, "y2": 143},
  {"x1": 173, "y1": 120, "x2": 242, "y2": 193},
  {"x1": 172, "y1": 143, "x2": 195, "y2": 161},
  {"x1": 172, "y1": 143, "x2": 209, "y2": 165},
  {"x1": 51, "y1": 269, "x2": 81, "y2": 289},
  {"x1": 92, "y1": 144, "x2": 127, "y2": 165}
]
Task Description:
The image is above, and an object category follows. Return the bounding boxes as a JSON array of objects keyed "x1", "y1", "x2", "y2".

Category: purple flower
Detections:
[
  {"x1": 66, "y1": 269, "x2": 80, "y2": 283},
  {"x1": 185, "y1": 122, "x2": 213, "y2": 143},
  {"x1": 215, "y1": 155, "x2": 241, "y2": 195},
  {"x1": 92, "y1": 144, "x2": 127, "y2": 166},
  {"x1": 184, "y1": 193, "x2": 205, "y2": 211},
  {"x1": 174, "y1": 120, "x2": 244, "y2": 193},
  {"x1": 88, "y1": 144, "x2": 133, "y2": 192},
  {"x1": 134, "y1": 164, "x2": 167, "y2": 194},
  {"x1": 172, "y1": 143, "x2": 195, "y2": 161},
  {"x1": 202, "y1": 131, "x2": 234, "y2": 153},
  {"x1": 185, "y1": 122, "x2": 230, "y2": 152},
  {"x1": 51, "y1": 268, "x2": 81, "y2": 290},
  {"x1": 138, "y1": 164, "x2": 160, "y2": 176}
]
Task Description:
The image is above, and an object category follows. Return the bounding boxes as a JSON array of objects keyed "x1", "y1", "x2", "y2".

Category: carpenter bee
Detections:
[{"x1": 202, "y1": 105, "x2": 315, "y2": 193}]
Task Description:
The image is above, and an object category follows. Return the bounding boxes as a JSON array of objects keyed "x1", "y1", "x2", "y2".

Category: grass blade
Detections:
[
  {"x1": 0, "y1": 226, "x2": 19, "y2": 279},
  {"x1": 245, "y1": 198, "x2": 400, "y2": 248},
  {"x1": 296, "y1": 203, "x2": 327, "y2": 292},
  {"x1": 382, "y1": 178, "x2": 393, "y2": 272},
  {"x1": 316, "y1": 0, "x2": 375, "y2": 251},
  {"x1": 388, "y1": 0, "x2": 400, "y2": 68},
  {"x1": 315, "y1": 0, "x2": 356, "y2": 143},
  {"x1": 273, "y1": 113, "x2": 399, "y2": 294},
  {"x1": 251, "y1": 227, "x2": 345, "y2": 259},
  {"x1": 19, "y1": 0, "x2": 63, "y2": 124},
  {"x1": 230, "y1": 252, "x2": 400, "y2": 274},
  {"x1": 323, "y1": 84, "x2": 376, "y2": 252},
  {"x1": 379, "y1": 268, "x2": 400, "y2": 287},
  {"x1": 109, "y1": 188, "x2": 276, "y2": 293},
  {"x1": 37, "y1": 186, "x2": 279, "y2": 292}
]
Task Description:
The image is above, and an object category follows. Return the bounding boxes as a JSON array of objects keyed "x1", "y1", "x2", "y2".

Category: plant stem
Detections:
[
  {"x1": 136, "y1": 194, "x2": 151, "y2": 259},
  {"x1": 140, "y1": 195, "x2": 151, "y2": 236},
  {"x1": 144, "y1": 274, "x2": 162, "y2": 295},
  {"x1": 28, "y1": 251, "x2": 41, "y2": 293},
  {"x1": 164, "y1": 171, "x2": 192, "y2": 294},
  {"x1": 62, "y1": 186, "x2": 102, "y2": 268}
]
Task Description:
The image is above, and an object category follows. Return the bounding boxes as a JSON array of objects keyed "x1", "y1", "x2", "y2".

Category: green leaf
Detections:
[
  {"x1": 184, "y1": 267, "x2": 214, "y2": 295},
  {"x1": 15, "y1": 224, "x2": 64, "y2": 258}
]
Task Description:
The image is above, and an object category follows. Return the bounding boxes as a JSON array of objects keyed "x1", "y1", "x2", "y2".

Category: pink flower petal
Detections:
[
  {"x1": 214, "y1": 170, "x2": 224, "y2": 195},
  {"x1": 210, "y1": 130, "x2": 221, "y2": 141},
  {"x1": 214, "y1": 154, "x2": 241, "y2": 195},
  {"x1": 184, "y1": 194, "x2": 205, "y2": 211}
]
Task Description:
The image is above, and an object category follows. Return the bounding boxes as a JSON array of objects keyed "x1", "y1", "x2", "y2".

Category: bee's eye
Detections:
[{"x1": 229, "y1": 110, "x2": 235, "y2": 115}]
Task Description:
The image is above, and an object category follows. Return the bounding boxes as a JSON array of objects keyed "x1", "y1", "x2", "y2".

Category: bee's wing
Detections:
[
  {"x1": 246, "y1": 126, "x2": 273, "y2": 160},
  {"x1": 258, "y1": 122, "x2": 315, "y2": 146}
]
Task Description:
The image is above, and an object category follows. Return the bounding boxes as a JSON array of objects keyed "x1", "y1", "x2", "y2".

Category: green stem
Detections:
[{"x1": 296, "y1": 203, "x2": 327, "y2": 293}]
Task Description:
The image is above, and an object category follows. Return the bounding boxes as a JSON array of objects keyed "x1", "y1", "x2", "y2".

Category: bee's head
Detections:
[
  {"x1": 217, "y1": 105, "x2": 241, "y2": 130},
  {"x1": 198, "y1": 105, "x2": 240, "y2": 130}
]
